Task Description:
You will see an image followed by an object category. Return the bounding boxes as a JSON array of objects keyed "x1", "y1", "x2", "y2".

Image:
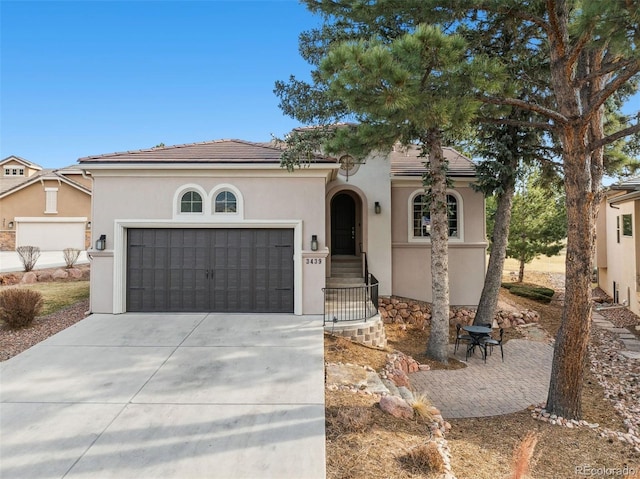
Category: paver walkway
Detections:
[{"x1": 410, "y1": 339, "x2": 554, "y2": 418}]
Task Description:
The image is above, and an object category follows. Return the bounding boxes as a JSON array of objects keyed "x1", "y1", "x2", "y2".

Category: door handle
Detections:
[{"x1": 351, "y1": 227, "x2": 355, "y2": 240}]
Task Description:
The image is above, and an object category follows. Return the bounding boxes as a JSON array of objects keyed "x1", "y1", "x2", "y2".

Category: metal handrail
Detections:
[{"x1": 323, "y1": 276, "x2": 379, "y2": 325}]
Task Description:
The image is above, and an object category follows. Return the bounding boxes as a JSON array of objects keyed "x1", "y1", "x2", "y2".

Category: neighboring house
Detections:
[
  {"x1": 596, "y1": 177, "x2": 640, "y2": 315},
  {"x1": 0, "y1": 155, "x2": 92, "y2": 251},
  {"x1": 78, "y1": 139, "x2": 487, "y2": 315}
]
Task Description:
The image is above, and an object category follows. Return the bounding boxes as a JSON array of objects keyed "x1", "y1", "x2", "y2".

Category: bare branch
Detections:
[
  {"x1": 476, "y1": 117, "x2": 555, "y2": 130},
  {"x1": 574, "y1": 58, "x2": 635, "y2": 87},
  {"x1": 479, "y1": 95, "x2": 569, "y2": 124},
  {"x1": 587, "y1": 60, "x2": 640, "y2": 116},
  {"x1": 590, "y1": 122, "x2": 640, "y2": 151}
]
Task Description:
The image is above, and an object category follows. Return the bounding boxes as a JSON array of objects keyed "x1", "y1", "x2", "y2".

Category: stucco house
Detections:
[
  {"x1": 78, "y1": 139, "x2": 487, "y2": 316},
  {"x1": 0, "y1": 155, "x2": 92, "y2": 251},
  {"x1": 596, "y1": 177, "x2": 640, "y2": 315}
]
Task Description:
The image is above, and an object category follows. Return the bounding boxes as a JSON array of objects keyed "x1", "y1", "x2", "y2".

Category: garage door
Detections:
[
  {"x1": 17, "y1": 218, "x2": 86, "y2": 251},
  {"x1": 126, "y1": 228, "x2": 294, "y2": 313}
]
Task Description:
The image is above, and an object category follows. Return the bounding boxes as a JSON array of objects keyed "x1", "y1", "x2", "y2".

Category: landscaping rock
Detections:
[
  {"x1": 20, "y1": 272, "x2": 37, "y2": 284},
  {"x1": 379, "y1": 395, "x2": 414, "y2": 419},
  {"x1": 52, "y1": 269, "x2": 69, "y2": 280}
]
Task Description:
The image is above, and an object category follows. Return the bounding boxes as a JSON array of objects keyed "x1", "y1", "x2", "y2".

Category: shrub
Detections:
[
  {"x1": 16, "y1": 246, "x2": 41, "y2": 272},
  {"x1": 0, "y1": 288, "x2": 44, "y2": 329},
  {"x1": 411, "y1": 394, "x2": 435, "y2": 422},
  {"x1": 401, "y1": 442, "x2": 445, "y2": 474},
  {"x1": 63, "y1": 248, "x2": 81, "y2": 268},
  {"x1": 508, "y1": 286, "x2": 553, "y2": 303},
  {"x1": 502, "y1": 283, "x2": 555, "y2": 303}
]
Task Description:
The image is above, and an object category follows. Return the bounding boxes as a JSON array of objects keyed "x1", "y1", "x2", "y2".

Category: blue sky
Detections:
[
  {"x1": 1, "y1": 1, "x2": 321, "y2": 168},
  {"x1": 1, "y1": 1, "x2": 639, "y2": 170}
]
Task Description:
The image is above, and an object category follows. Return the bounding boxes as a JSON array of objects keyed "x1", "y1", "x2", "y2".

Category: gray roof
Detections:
[
  {"x1": 610, "y1": 176, "x2": 640, "y2": 191},
  {"x1": 78, "y1": 139, "x2": 334, "y2": 164},
  {"x1": 389, "y1": 145, "x2": 476, "y2": 177}
]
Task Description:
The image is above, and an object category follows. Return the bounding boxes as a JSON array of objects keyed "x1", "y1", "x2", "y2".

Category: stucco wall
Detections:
[
  {"x1": 389, "y1": 180, "x2": 487, "y2": 306},
  {"x1": 87, "y1": 168, "x2": 331, "y2": 315},
  {"x1": 0, "y1": 179, "x2": 91, "y2": 250},
  {"x1": 602, "y1": 198, "x2": 639, "y2": 315},
  {"x1": 325, "y1": 153, "x2": 393, "y2": 295}
]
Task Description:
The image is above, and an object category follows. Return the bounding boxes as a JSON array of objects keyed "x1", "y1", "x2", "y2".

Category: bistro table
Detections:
[{"x1": 462, "y1": 325, "x2": 492, "y2": 360}]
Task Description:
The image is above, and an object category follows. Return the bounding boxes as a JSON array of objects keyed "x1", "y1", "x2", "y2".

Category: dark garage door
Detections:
[{"x1": 126, "y1": 228, "x2": 294, "y2": 313}]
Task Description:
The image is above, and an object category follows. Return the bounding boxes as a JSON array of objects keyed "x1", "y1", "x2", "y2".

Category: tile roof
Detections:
[
  {"x1": 78, "y1": 139, "x2": 334, "y2": 164},
  {"x1": 76, "y1": 138, "x2": 475, "y2": 178},
  {"x1": 389, "y1": 145, "x2": 476, "y2": 177}
]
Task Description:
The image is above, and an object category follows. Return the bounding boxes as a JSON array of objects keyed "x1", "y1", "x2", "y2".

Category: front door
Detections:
[{"x1": 331, "y1": 193, "x2": 356, "y2": 255}]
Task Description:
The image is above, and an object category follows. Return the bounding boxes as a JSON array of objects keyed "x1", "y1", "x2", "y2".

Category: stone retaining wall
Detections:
[
  {"x1": 325, "y1": 315, "x2": 387, "y2": 348},
  {"x1": 379, "y1": 296, "x2": 539, "y2": 328}
]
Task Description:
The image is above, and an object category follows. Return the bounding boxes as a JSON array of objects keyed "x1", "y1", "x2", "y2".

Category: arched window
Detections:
[
  {"x1": 412, "y1": 193, "x2": 460, "y2": 239},
  {"x1": 180, "y1": 191, "x2": 203, "y2": 213},
  {"x1": 214, "y1": 191, "x2": 237, "y2": 213}
]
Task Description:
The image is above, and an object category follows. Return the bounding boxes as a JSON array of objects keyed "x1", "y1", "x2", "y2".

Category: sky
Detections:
[
  {"x1": 1, "y1": 1, "x2": 639, "y2": 170},
  {"x1": 1, "y1": 0, "x2": 322, "y2": 168}
]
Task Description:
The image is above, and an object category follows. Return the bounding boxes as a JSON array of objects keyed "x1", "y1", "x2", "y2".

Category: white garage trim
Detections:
[{"x1": 111, "y1": 219, "x2": 303, "y2": 315}]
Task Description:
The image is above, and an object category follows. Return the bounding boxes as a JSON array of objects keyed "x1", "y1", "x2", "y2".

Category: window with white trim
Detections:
[
  {"x1": 180, "y1": 191, "x2": 203, "y2": 213},
  {"x1": 412, "y1": 193, "x2": 460, "y2": 239},
  {"x1": 4, "y1": 167, "x2": 25, "y2": 176},
  {"x1": 214, "y1": 191, "x2": 237, "y2": 213},
  {"x1": 45, "y1": 188, "x2": 58, "y2": 214}
]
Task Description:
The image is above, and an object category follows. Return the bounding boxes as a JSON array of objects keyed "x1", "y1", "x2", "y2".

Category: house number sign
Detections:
[{"x1": 305, "y1": 258, "x2": 322, "y2": 264}]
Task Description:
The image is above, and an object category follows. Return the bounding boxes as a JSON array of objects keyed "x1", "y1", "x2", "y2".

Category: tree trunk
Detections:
[
  {"x1": 518, "y1": 257, "x2": 525, "y2": 283},
  {"x1": 473, "y1": 177, "x2": 516, "y2": 326},
  {"x1": 425, "y1": 128, "x2": 450, "y2": 363},
  {"x1": 546, "y1": 123, "x2": 593, "y2": 420},
  {"x1": 545, "y1": 15, "x2": 603, "y2": 419}
]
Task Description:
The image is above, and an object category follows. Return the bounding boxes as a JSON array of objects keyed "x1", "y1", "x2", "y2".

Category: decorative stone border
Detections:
[{"x1": 378, "y1": 295, "x2": 540, "y2": 328}]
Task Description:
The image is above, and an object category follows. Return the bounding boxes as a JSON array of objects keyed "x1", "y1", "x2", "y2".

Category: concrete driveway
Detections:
[{"x1": 0, "y1": 313, "x2": 326, "y2": 479}]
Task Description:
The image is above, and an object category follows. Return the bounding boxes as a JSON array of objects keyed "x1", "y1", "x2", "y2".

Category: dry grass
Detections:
[
  {"x1": 325, "y1": 262, "x2": 640, "y2": 479},
  {"x1": 400, "y1": 443, "x2": 445, "y2": 475},
  {"x1": 14, "y1": 281, "x2": 89, "y2": 316}
]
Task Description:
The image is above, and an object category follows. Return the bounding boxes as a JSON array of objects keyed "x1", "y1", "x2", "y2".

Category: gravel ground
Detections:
[{"x1": 0, "y1": 298, "x2": 90, "y2": 362}]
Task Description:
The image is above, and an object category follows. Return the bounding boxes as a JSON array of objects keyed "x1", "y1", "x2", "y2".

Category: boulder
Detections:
[
  {"x1": 52, "y1": 269, "x2": 69, "y2": 280},
  {"x1": 67, "y1": 268, "x2": 83, "y2": 279},
  {"x1": 21, "y1": 272, "x2": 37, "y2": 284},
  {"x1": 379, "y1": 395, "x2": 414, "y2": 419}
]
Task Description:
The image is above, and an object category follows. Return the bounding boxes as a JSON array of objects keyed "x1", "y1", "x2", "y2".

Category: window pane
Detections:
[
  {"x1": 215, "y1": 191, "x2": 237, "y2": 213},
  {"x1": 180, "y1": 191, "x2": 202, "y2": 213},
  {"x1": 623, "y1": 214, "x2": 633, "y2": 236},
  {"x1": 412, "y1": 193, "x2": 458, "y2": 238}
]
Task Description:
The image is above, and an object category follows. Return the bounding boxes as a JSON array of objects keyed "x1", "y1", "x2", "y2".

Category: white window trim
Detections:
[
  {"x1": 407, "y1": 189, "x2": 464, "y2": 243},
  {"x1": 210, "y1": 184, "x2": 244, "y2": 221},
  {"x1": 45, "y1": 187, "x2": 58, "y2": 214},
  {"x1": 173, "y1": 184, "x2": 207, "y2": 217}
]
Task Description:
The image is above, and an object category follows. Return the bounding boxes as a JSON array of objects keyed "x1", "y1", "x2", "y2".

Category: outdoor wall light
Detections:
[
  {"x1": 311, "y1": 235, "x2": 319, "y2": 251},
  {"x1": 95, "y1": 234, "x2": 106, "y2": 251},
  {"x1": 375, "y1": 202, "x2": 381, "y2": 214},
  {"x1": 87, "y1": 221, "x2": 92, "y2": 229},
  {"x1": 7, "y1": 221, "x2": 14, "y2": 229}
]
